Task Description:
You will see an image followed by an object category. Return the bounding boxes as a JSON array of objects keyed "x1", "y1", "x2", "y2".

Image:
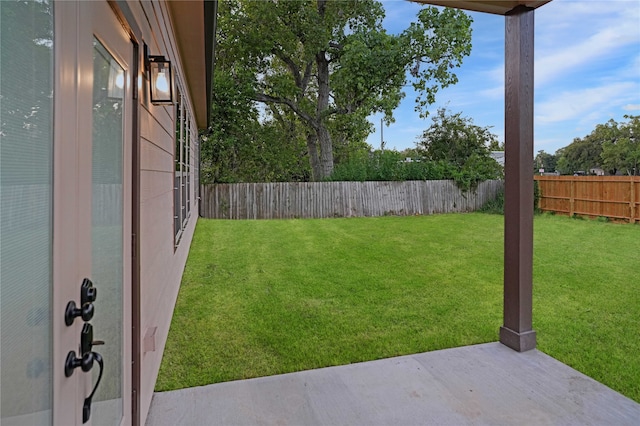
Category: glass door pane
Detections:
[
  {"x1": 0, "y1": 1, "x2": 54, "y2": 424},
  {"x1": 90, "y1": 37, "x2": 124, "y2": 425}
]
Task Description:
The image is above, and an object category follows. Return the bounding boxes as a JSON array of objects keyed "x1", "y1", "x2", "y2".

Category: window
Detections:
[
  {"x1": 174, "y1": 83, "x2": 195, "y2": 245},
  {"x1": 1, "y1": 0, "x2": 54, "y2": 422},
  {"x1": 194, "y1": 127, "x2": 200, "y2": 210}
]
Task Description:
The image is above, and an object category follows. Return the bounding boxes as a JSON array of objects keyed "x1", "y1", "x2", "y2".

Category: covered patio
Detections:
[
  {"x1": 146, "y1": 343, "x2": 640, "y2": 425},
  {"x1": 146, "y1": 1, "x2": 640, "y2": 424}
]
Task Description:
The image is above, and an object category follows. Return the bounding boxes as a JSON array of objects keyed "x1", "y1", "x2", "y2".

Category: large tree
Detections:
[
  {"x1": 600, "y1": 115, "x2": 639, "y2": 176},
  {"x1": 555, "y1": 116, "x2": 639, "y2": 175},
  {"x1": 215, "y1": 0, "x2": 472, "y2": 180},
  {"x1": 555, "y1": 135, "x2": 604, "y2": 175}
]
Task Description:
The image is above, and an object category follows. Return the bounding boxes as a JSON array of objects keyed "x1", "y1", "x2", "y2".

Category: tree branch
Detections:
[
  {"x1": 272, "y1": 48, "x2": 303, "y2": 88},
  {"x1": 300, "y1": 62, "x2": 313, "y2": 94},
  {"x1": 317, "y1": 0, "x2": 327, "y2": 18},
  {"x1": 253, "y1": 92, "x2": 318, "y2": 130}
]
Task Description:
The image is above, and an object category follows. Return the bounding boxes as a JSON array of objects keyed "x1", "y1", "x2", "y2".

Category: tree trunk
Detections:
[
  {"x1": 316, "y1": 125, "x2": 334, "y2": 179},
  {"x1": 306, "y1": 132, "x2": 322, "y2": 181},
  {"x1": 315, "y1": 50, "x2": 334, "y2": 179}
]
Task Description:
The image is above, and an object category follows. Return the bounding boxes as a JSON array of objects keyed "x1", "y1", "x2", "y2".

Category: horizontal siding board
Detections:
[{"x1": 140, "y1": 137, "x2": 174, "y2": 172}]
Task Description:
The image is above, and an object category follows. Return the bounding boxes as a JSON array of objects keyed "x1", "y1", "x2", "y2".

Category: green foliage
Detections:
[
  {"x1": 479, "y1": 188, "x2": 504, "y2": 214},
  {"x1": 329, "y1": 109, "x2": 505, "y2": 191},
  {"x1": 535, "y1": 150, "x2": 557, "y2": 173},
  {"x1": 417, "y1": 108, "x2": 497, "y2": 165},
  {"x1": 534, "y1": 179, "x2": 541, "y2": 212},
  {"x1": 555, "y1": 116, "x2": 639, "y2": 175},
  {"x1": 600, "y1": 115, "x2": 640, "y2": 175},
  {"x1": 215, "y1": 0, "x2": 473, "y2": 179},
  {"x1": 415, "y1": 108, "x2": 503, "y2": 190},
  {"x1": 555, "y1": 127, "x2": 606, "y2": 175},
  {"x1": 200, "y1": 72, "x2": 311, "y2": 183},
  {"x1": 480, "y1": 181, "x2": 540, "y2": 215},
  {"x1": 328, "y1": 150, "x2": 450, "y2": 182},
  {"x1": 328, "y1": 108, "x2": 505, "y2": 192},
  {"x1": 158, "y1": 215, "x2": 640, "y2": 403},
  {"x1": 200, "y1": 123, "x2": 310, "y2": 183}
]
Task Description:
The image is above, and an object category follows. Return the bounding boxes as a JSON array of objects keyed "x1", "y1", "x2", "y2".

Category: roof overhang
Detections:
[
  {"x1": 168, "y1": 0, "x2": 215, "y2": 129},
  {"x1": 410, "y1": 0, "x2": 552, "y2": 15}
]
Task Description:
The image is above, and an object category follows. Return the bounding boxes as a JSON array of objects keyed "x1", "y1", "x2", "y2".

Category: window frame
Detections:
[{"x1": 173, "y1": 81, "x2": 195, "y2": 247}]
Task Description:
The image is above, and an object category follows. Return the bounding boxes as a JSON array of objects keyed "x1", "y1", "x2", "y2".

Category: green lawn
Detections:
[{"x1": 156, "y1": 213, "x2": 640, "y2": 403}]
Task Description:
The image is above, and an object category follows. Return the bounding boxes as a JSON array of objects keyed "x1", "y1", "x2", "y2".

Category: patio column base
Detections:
[{"x1": 500, "y1": 327, "x2": 536, "y2": 352}]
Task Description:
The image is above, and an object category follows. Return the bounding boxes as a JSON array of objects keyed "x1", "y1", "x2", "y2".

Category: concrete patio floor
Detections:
[{"x1": 146, "y1": 342, "x2": 640, "y2": 425}]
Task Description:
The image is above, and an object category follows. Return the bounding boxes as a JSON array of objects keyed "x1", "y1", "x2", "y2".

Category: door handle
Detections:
[
  {"x1": 82, "y1": 351, "x2": 104, "y2": 424},
  {"x1": 65, "y1": 278, "x2": 97, "y2": 326},
  {"x1": 63, "y1": 278, "x2": 104, "y2": 423},
  {"x1": 64, "y1": 349, "x2": 104, "y2": 423},
  {"x1": 65, "y1": 350, "x2": 94, "y2": 376},
  {"x1": 65, "y1": 301, "x2": 94, "y2": 326}
]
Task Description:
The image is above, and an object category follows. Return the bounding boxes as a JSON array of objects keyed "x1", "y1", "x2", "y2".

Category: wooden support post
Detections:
[{"x1": 500, "y1": 5, "x2": 536, "y2": 352}]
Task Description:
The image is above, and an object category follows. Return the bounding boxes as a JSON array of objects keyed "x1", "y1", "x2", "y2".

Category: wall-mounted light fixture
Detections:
[{"x1": 144, "y1": 43, "x2": 174, "y2": 105}]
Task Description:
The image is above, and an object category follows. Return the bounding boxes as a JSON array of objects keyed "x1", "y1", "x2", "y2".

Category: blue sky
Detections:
[{"x1": 366, "y1": 0, "x2": 640, "y2": 155}]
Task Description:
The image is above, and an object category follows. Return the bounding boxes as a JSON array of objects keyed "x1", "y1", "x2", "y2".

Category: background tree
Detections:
[
  {"x1": 488, "y1": 139, "x2": 505, "y2": 151},
  {"x1": 554, "y1": 116, "x2": 639, "y2": 175},
  {"x1": 215, "y1": 0, "x2": 472, "y2": 180},
  {"x1": 600, "y1": 115, "x2": 639, "y2": 175},
  {"x1": 555, "y1": 134, "x2": 604, "y2": 175},
  {"x1": 415, "y1": 108, "x2": 503, "y2": 190},
  {"x1": 417, "y1": 108, "x2": 498, "y2": 165},
  {"x1": 534, "y1": 150, "x2": 557, "y2": 173}
]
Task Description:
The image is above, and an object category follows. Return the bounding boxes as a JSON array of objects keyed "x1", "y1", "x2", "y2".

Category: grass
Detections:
[{"x1": 156, "y1": 213, "x2": 640, "y2": 403}]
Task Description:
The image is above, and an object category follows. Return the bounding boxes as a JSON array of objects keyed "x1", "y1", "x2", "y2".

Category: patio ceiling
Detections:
[
  {"x1": 167, "y1": 0, "x2": 216, "y2": 129},
  {"x1": 410, "y1": 0, "x2": 551, "y2": 15}
]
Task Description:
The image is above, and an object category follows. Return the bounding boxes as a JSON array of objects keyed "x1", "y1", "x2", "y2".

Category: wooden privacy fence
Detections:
[
  {"x1": 535, "y1": 176, "x2": 639, "y2": 223},
  {"x1": 200, "y1": 180, "x2": 503, "y2": 220}
]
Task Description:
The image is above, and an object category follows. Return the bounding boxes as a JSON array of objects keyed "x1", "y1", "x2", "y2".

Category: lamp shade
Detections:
[{"x1": 148, "y1": 56, "x2": 173, "y2": 104}]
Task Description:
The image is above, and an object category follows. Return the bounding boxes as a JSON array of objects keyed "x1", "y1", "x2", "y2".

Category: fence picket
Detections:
[
  {"x1": 199, "y1": 180, "x2": 503, "y2": 219},
  {"x1": 535, "y1": 176, "x2": 640, "y2": 222}
]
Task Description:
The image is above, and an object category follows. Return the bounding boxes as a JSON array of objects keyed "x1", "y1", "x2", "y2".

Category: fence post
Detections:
[
  {"x1": 631, "y1": 178, "x2": 636, "y2": 224},
  {"x1": 569, "y1": 179, "x2": 575, "y2": 217}
]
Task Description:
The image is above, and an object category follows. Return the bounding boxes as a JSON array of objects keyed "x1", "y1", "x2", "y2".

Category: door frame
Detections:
[
  {"x1": 108, "y1": 0, "x2": 145, "y2": 426},
  {"x1": 107, "y1": 2, "x2": 143, "y2": 424},
  {"x1": 52, "y1": 1, "x2": 137, "y2": 424}
]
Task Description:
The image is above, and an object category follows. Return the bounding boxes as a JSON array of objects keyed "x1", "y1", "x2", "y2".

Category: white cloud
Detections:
[
  {"x1": 536, "y1": 82, "x2": 636, "y2": 123},
  {"x1": 623, "y1": 104, "x2": 640, "y2": 111},
  {"x1": 535, "y1": 27, "x2": 639, "y2": 87},
  {"x1": 534, "y1": 0, "x2": 640, "y2": 86}
]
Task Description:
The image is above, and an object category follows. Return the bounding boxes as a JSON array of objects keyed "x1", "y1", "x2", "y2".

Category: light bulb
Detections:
[{"x1": 155, "y1": 71, "x2": 169, "y2": 94}]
